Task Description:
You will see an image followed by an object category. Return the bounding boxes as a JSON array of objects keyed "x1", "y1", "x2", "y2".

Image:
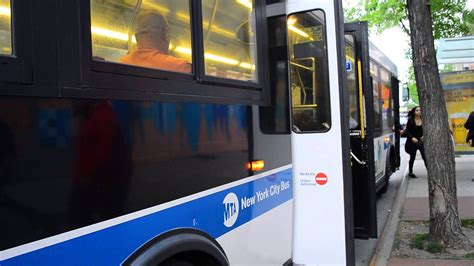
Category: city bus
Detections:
[{"x1": 0, "y1": 0, "x2": 399, "y2": 264}]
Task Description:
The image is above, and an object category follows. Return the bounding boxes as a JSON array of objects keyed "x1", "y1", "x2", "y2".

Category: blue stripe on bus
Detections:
[{"x1": 2, "y1": 168, "x2": 292, "y2": 266}]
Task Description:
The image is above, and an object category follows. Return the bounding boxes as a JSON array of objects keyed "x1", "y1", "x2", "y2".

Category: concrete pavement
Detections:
[
  {"x1": 371, "y1": 153, "x2": 474, "y2": 265},
  {"x1": 402, "y1": 155, "x2": 474, "y2": 220}
]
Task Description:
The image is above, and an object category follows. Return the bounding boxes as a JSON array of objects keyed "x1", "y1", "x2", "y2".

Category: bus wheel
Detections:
[
  {"x1": 160, "y1": 251, "x2": 223, "y2": 266},
  {"x1": 123, "y1": 229, "x2": 228, "y2": 266}
]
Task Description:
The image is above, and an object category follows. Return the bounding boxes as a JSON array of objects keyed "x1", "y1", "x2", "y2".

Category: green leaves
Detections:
[{"x1": 344, "y1": 0, "x2": 474, "y2": 39}]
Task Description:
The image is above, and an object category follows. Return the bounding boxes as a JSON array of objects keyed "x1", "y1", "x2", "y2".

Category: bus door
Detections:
[
  {"x1": 344, "y1": 21, "x2": 378, "y2": 239},
  {"x1": 392, "y1": 76, "x2": 401, "y2": 169},
  {"x1": 287, "y1": 1, "x2": 354, "y2": 264}
]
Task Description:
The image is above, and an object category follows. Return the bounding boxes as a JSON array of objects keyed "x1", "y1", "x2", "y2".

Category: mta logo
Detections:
[{"x1": 223, "y1": 193, "x2": 239, "y2": 228}]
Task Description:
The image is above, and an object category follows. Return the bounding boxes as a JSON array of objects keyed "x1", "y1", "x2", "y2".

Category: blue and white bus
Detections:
[{"x1": 0, "y1": 0, "x2": 399, "y2": 264}]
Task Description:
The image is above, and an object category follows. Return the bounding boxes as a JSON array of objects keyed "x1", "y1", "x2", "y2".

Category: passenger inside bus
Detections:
[{"x1": 120, "y1": 11, "x2": 191, "y2": 73}]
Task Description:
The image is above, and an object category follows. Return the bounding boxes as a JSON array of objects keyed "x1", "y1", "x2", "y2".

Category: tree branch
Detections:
[{"x1": 399, "y1": 19, "x2": 411, "y2": 35}]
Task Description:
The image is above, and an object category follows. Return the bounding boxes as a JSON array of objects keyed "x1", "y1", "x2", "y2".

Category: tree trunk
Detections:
[{"x1": 406, "y1": 0, "x2": 470, "y2": 248}]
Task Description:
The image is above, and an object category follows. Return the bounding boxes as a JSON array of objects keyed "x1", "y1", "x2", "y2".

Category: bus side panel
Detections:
[
  {"x1": 0, "y1": 97, "x2": 252, "y2": 250},
  {"x1": 1, "y1": 166, "x2": 292, "y2": 265},
  {"x1": 217, "y1": 200, "x2": 292, "y2": 264},
  {"x1": 373, "y1": 132, "x2": 395, "y2": 183}
]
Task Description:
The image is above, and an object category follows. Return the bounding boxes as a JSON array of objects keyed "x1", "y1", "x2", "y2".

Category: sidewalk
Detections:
[
  {"x1": 402, "y1": 155, "x2": 474, "y2": 221},
  {"x1": 371, "y1": 155, "x2": 474, "y2": 266},
  {"x1": 386, "y1": 155, "x2": 474, "y2": 265}
]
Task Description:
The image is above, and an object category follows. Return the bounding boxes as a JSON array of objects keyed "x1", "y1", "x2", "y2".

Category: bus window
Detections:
[
  {"x1": 370, "y1": 62, "x2": 381, "y2": 130},
  {"x1": 380, "y1": 68, "x2": 392, "y2": 132},
  {"x1": 0, "y1": 0, "x2": 12, "y2": 55},
  {"x1": 259, "y1": 15, "x2": 290, "y2": 134},
  {"x1": 90, "y1": 0, "x2": 192, "y2": 73},
  {"x1": 201, "y1": 0, "x2": 258, "y2": 82},
  {"x1": 288, "y1": 10, "x2": 331, "y2": 132},
  {"x1": 345, "y1": 35, "x2": 360, "y2": 130}
]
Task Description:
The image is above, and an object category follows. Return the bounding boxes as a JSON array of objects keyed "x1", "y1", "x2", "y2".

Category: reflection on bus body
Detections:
[
  {"x1": 120, "y1": 11, "x2": 191, "y2": 73},
  {"x1": 70, "y1": 100, "x2": 132, "y2": 227}
]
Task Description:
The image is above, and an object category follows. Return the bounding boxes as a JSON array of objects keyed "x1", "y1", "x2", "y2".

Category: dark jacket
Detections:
[
  {"x1": 405, "y1": 118, "x2": 423, "y2": 154},
  {"x1": 465, "y1": 112, "x2": 474, "y2": 146}
]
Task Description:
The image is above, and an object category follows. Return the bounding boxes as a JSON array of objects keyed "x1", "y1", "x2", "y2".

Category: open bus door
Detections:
[
  {"x1": 287, "y1": 0, "x2": 354, "y2": 264},
  {"x1": 392, "y1": 76, "x2": 402, "y2": 169},
  {"x1": 344, "y1": 21, "x2": 378, "y2": 239}
]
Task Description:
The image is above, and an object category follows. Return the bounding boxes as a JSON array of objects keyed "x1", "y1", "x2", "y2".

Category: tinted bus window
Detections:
[
  {"x1": 259, "y1": 15, "x2": 290, "y2": 134},
  {"x1": 380, "y1": 68, "x2": 392, "y2": 131},
  {"x1": 90, "y1": 0, "x2": 192, "y2": 73},
  {"x1": 201, "y1": 0, "x2": 258, "y2": 82},
  {"x1": 288, "y1": 10, "x2": 331, "y2": 132},
  {"x1": 0, "y1": 0, "x2": 12, "y2": 55},
  {"x1": 345, "y1": 35, "x2": 360, "y2": 129},
  {"x1": 370, "y1": 61, "x2": 381, "y2": 130}
]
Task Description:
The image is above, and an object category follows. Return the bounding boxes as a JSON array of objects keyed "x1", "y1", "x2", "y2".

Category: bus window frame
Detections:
[
  {"x1": 0, "y1": 0, "x2": 32, "y2": 85},
  {"x1": 60, "y1": 0, "x2": 270, "y2": 105},
  {"x1": 287, "y1": 8, "x2": 332, "y2": 134},
  {"x1": 344, "y1": 33, "x2": 361, "y2": 131},
  {"x1": 370, "y1": 60, "x2": 382, "y2": 134},
  {"x1": 379, "y1": 65, "x2": 393, "y2": 134},
  {"x1": 195, "y1": 0, "x2": 270, "y2": 90}
]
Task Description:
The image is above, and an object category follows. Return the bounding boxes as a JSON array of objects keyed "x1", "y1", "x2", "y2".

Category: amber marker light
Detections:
[{"x1": 247, "y1": 160, "x2": 265, "y2": 171}]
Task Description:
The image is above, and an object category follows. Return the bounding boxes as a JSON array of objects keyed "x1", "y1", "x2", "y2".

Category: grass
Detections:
[
  {"x1": 463, "y1": 252, "x2": 474, "y2": 259},
  {"x1": 461, "y1": 219, "x2": 474, "y2": 229},
  {"x1": 426, "y1": 241, "x2": 445, "y2": 253},
  {"x1": 410, "y1": 233, "x2": 428, "y2": 249},
  {"x1": 410, "y1": 233, "x2": 445, "y2": 254}
]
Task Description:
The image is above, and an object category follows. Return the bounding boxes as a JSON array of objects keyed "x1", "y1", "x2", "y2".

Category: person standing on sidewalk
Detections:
[
  {"x1": 405, "y1": 106, "x2": 426, "y2": 178},
  {"x1": 464, "y1": 110, "x2": 474, "y2": 147}
]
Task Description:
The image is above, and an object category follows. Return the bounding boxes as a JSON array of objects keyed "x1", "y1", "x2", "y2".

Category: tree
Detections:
[
  {"x1": 346, "y1": 0, "x2": 473, "y2": 248},
  {"x1": 407, "y1": 0, "x2": 469, "y2": 248},
  {"x1": 345, "y1": 0, "x2": 474, "y2": 38}
]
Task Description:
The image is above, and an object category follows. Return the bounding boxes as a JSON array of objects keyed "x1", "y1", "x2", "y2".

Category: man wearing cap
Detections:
[{"x1": 120, "y1": 11, "x2": 191, "y2": 73}]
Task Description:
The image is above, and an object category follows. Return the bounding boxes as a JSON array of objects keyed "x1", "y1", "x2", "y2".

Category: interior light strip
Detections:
[
  {"x1": 174, "y1": 46, "x2": 254, "y2": 69},
  {"x1": 0, "y1": 6, "x2": 11, "y2": 17},
  {"x1": 91, "y1": 26, "x2": 129, "y2": 41},
  {"x1": 174, "y1": 46, "x2": 192, "y2": 55},
  {"x1": 237, "y1": 0, "x2": 253, "y2": 9},
  {"x1": 176, "y1": 12, "x2": 235, "y2": 38},
  {"x1": 239, "y1": 62, "x2": 255, "y2": 70},
  {"x1": 288, "y1": 25, "x2": 309, "y2": 38},
  {"x1": 142, "y1": 1, "x2": 170, "y2": 14},
  {"x1": 205, "y1": 53, "x2": 239, "y2": 65}
]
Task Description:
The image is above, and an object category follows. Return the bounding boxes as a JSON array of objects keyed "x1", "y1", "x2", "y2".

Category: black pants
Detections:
[{"x1": 407, "y1": 144, "x2": 426, "y2": 174}]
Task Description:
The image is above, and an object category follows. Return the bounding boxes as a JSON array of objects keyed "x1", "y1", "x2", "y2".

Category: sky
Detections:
[{"x1": 342, "y1": 0, "x2": 474, "y2": 84}]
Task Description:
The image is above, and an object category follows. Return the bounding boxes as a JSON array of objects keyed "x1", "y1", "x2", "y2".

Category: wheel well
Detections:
[
  {"x1": 123, "y1": 228, "x2": 228, "y2": 266},
  {"x1": 389, "y1": 145, "x2": 396, "y2": 171}
]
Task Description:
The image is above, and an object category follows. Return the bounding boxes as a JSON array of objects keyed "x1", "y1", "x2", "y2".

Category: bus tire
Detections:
[{"x1": 123, "y1": 229, "x2": 228, "y2": 266}]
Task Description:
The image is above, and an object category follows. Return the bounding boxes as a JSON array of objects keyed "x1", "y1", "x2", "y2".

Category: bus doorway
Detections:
[
  {"x1": 344, "y1": 21, "x2": 378, "y2": 239},
  {"x1": 344, "y1": 21, "x2": 401, "y2": 239}
]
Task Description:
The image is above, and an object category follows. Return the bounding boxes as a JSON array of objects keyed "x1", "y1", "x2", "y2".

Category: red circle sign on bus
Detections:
[{"x1": 315, "y1": 173, "x2": 328, "y2": 185}]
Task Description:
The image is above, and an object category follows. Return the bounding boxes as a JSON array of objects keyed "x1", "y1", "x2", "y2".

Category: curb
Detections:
[{"x1": 369, "y1": 165, "x2": 410, "y2": 266}]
